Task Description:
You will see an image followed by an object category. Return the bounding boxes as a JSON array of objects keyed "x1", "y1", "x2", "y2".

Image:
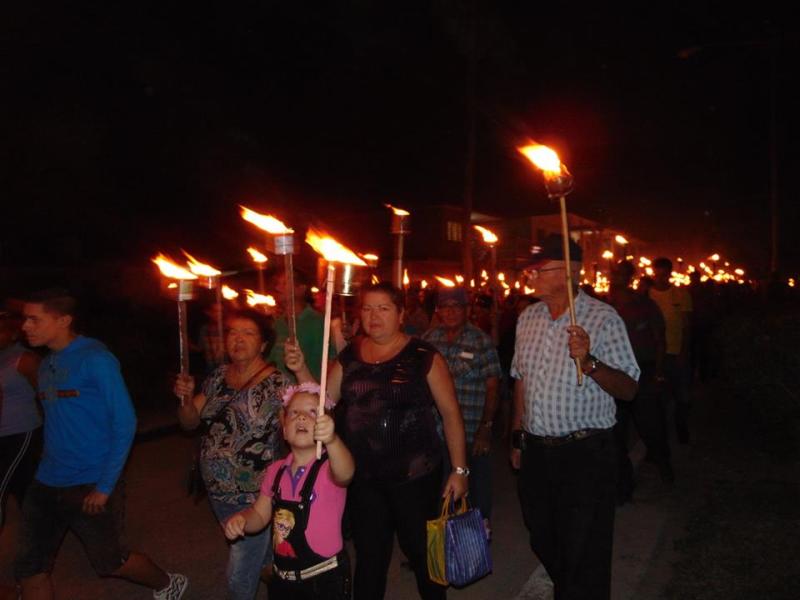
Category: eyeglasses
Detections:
[{"x1": 524, "y1": 266, "x2": 564, "y2": 278}]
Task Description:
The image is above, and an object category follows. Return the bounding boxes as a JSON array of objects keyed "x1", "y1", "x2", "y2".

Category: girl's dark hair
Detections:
[
  {"x1": 360, "y1": 282, "x2": 404, "y2": 312},
  {"x1": 226, "y1": 309, "x2": 276, "y2": 356}
]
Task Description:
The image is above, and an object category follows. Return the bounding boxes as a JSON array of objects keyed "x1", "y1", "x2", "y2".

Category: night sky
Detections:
[{"x1": 4, "y1": 3, "x2": 798, "y2": 276}]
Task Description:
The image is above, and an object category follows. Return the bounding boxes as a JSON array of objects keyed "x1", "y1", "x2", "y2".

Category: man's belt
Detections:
[
  {"x1": 274, "y1": 554, "x2": 338, "y2": 581},
  {"x1": 519, "y1": 428, "x2": 608, "y2": 448}
]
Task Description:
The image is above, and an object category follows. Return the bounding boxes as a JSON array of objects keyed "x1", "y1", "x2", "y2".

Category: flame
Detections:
[
  {"x1": 421, "y1": 280, "x2": 428, "y2": 289},
  {"x1": 183, "y1": 251, "x2": 222, "y2": 277},
  {"x1": 244, "y1": 289, "x2": 276, "y2": 307},
  {"x1": 514, "y1": 280, "x2": 521, "y2": 289},
  {"x1": 469, "y1": 279, "x2": 475, "y2": 288},
  {"x1": 481, "y1": 269, "x2": 489, "y2": 280},
  {"x1": 497, "y1": 272, "x2": 506, "y2": 282},
  {"x1": 789, "y1": 278, "x2": 795, "y2": 288},
  {"x1": 222, "y1": 285, "x2": 239, "y2": 300},
  {"x1": 247, "y1": 247, "x2": 268, "y2": 263},
  {"x1": 362, "y1": 253, "x2": 379, "y2": 261},
  {"x1": 311, "y1": 287, "x2": 320, "y2": 293},
  {"x1": 152, "y1": 253, "x2": 198, "y2": 280},
  {"x1": 305, "y1": 228, "x2": 367, "y2": 265},
  {"x1": 474, "y1": 225, "x2": 499, "y2": 244},
  {"x1": 167, "y1": 282, "x2": 178, "y2": 289},
  {"x1": 371, "y1": 274, "x2": 380, "y2": 284},
  {"x1": 384, "y1": 203, "x2": 410, "y2": 216},
  {"x1": 455, "y1": 275, "x2": 464, "y2": 284},
  {"x1": 403, "y1": 269, "x2": 410, "y2": 287},
  {"x1": 518, "y1": 144, "x2": 561, "y2": 174},
  {"x1": 240, "y1": 206, "x2": 294, "y2": 234},
  {"x1": 639, "y1": 257, "x2": 652, "y2": 267},
  {"x1": 524, "y1": 285, "x2": 535, "y2": 295},
  {"x1": 434, "y1": 276, "x2": 456, "y2": 288},
  {"x1": 709, "y1": 253, "x2": 720, "y2": 261},
  {"x1": 615, "y1": 235, "x2": 629, "y2": 245},
  {"x1": 602, "y1": 250, "x2": 614, "y2": 260}
]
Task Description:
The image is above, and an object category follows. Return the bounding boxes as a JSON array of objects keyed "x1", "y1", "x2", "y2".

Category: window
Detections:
[{"x1": 446, "y1": 221, "x2": 462, "y2": 242}]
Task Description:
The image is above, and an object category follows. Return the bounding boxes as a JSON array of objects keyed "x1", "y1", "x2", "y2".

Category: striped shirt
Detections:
[
  {"x1": 511, "y1": 290, "x2": 640, "y2": 437},
  {"x1": 423, "y1": 322, "x2": 502, "y2": 443}
]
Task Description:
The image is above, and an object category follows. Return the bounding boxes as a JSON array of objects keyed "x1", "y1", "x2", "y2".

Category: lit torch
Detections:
[
  {"x1": 184, "y1": 251, "x2": 226, "y2": 366},
  {"x1": 152, "y1": 253, "x2": 198, "y2": 406},
  {"x1": 247, "y1": 247, "x2": 268, "y2": 295},
  {"x1": 240, "y1": 206, "x2": 298, "y2": 344},
  {"x1": 519, "y1": 142, "x2": 583, "y2": 384},
  {"x1": 385, "y1": 203, "x2": 410, "y2": 289},
  {"x1": 305, "y1": 228, "x2": 367, "y2": 458},
  {"x1": 474, "y1": 224, "x2": 501, "y2": 344}
]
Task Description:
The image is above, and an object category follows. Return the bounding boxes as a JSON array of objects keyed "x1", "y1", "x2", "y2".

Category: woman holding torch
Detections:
[
  {"x1": 285, "y1": 281, "x2": 467, "y2": 600},
  {"x1": 173, "y1": 308, "x2": 287, "y2": 600}
]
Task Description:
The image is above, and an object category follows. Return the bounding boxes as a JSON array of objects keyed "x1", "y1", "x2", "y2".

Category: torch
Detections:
[
  {"x1": 519, "y1": 143, "x2": 583, "y2": 384},
  {"x1": 305, "y1": 228, "x2": 367, "y2": 458},
  {"x1": 247, "y1": 247, "x2": 269, "y2": 296},
  {"x1": 385, "y1": 204, "x2": 410, "y2": 289},
  {"x1": 240, "y1": 206, "x2": 298, "y2": 344},
  {"x1": 474, "y1": 224, "x2": 500, "y2": 345},
  {"x1": 184, "y1": 251, "x2": 225, "y2": 366},
  {"x1": 243, "y1": 289, "x2": 277, "y2": 313},
  {"x1": 152, "y1": 253, "x2": 198, "y2": 406}
]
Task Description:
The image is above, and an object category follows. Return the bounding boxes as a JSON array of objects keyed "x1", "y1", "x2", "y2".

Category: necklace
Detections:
[{"x1": 363, "y1": 335, "x2": 406, "y2": 364}]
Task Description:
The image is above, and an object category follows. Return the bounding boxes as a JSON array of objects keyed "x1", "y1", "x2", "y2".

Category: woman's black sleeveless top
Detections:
[{"x1": 337, "y1": 337, "x2": 443, "y2": 485}]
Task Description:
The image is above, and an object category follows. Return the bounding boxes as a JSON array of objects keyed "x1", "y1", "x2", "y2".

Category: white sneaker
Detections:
[{"x1": 153, "y1": 573, "x2": 188, "y2": 600}]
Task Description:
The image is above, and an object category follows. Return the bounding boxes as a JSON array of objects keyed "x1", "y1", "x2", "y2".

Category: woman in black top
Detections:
[{"x1": 286, "y1": 282, "x2": 467, "y2": 600}]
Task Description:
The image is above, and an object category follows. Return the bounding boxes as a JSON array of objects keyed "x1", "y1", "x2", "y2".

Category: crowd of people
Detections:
[{"x1": 0, "y1": 233, "x2": 752, "y2": 600}]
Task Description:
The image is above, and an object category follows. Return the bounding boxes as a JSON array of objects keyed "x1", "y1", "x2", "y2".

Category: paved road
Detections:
[{"x1": 0, "y1": 409, "x2": 690, "y2": 599}]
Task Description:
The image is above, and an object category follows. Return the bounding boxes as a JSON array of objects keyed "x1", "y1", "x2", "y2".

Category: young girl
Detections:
[{"x1": 224, "y1": 383, "x2": 354, "y2": 599}]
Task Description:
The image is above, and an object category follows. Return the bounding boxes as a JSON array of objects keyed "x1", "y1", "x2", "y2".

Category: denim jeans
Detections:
[{"x1": 209, "y1": 496, "x2": 272, "y2": 600}]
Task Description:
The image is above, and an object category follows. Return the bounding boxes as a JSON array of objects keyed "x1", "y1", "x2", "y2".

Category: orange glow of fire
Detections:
[
  {"x1": 602, "y1": 250, "x2": 614, "y2": 260},
  {"x1": 421, "y1": 280, "x2": 428, "y2": 289},
  {"x1": 362, "y1": 253, "x2": 379, "y2": 261},
  {"x1": 480, "y1": 269, "x2": 489, "y2": 280},
  {"x1": 305, "y1": 228, "x2": 366, "y2": 265},
  {"x1": 474, "y1": 225, "x2": 499, "y2": 244},
  {"x1": 183, "y1": 251, "x2": 222, "y2": 277},
  {"x1": 222, "y1": 285, "x2": 239, "y2": 300},
  {"x1": 518, "y1": 144, "x2": 562, "y2": 174},
  {"x1": 371, "y1": 274, "x2": 380, "y2": 284},
  {"x1": 152, "y1": 253, "x2": 198, "y2": 280},
  {"x1": 247, "y1": 247, "x2": 268, "y2": 263},
  {"x1": 455, "y1": 275, "x2": 464, "y2": 284},
  {"x1": 615, "y1": 235, "x2": 629, "y2": 245},
  {"x1": 244, "y1": 289, "x2": 276, "y2": 307},
  {"x1": 403, "y1": 269, "x2": 410, "y2": 286},
  {"x1": 469, "y1": 279, "x2": 476, "y2": 288},
  {"x1": 709, "y1": 253, "x2": 720, "y2": 261},
  {"x1": 434, "y1": 276, "x2": 456, "y2": 288},
  {"x1": 384, "y1": 203, "x2": 410, "y2": 216},
  {"x1": 240, "y1": 206, "x2": 294, "y2": 234}
]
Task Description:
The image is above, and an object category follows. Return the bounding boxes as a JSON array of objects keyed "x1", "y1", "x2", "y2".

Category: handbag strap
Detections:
[{"x1": 439, "y1": 493, "x2": 469, "y2": 518}]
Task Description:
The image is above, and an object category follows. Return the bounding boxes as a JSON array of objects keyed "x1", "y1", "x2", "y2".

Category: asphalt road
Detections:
[{"x1": 0, "y1": 410, "x2": 690, "y2": 599}]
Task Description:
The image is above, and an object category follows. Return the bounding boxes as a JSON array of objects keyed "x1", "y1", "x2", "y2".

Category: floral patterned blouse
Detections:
[{"x1": 199, "y1": 365, "x2": 287, "y2": 504}]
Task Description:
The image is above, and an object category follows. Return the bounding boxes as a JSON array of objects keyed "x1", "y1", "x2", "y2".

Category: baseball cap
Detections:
[{"x1": 525, "y1": 234, "x2": 583, "y2": 269}]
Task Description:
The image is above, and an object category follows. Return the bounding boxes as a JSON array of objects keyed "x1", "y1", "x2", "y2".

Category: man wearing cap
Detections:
[
  {"x1": 510, "y1": 234, "x2": 639, "y2": 600},
  {"x1": 422, "y1": 287, "x2": 502, "y2": 535}
]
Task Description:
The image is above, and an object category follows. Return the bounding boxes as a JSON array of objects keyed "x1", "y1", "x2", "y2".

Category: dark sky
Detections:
[{"x1": 4, "y1": 2, "x2": 798, "y2": 275}]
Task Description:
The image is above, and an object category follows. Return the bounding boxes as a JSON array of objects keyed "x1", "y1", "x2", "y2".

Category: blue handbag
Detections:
[{"x1": 443, "y1": 496, "x2": 492, "y2": 587}]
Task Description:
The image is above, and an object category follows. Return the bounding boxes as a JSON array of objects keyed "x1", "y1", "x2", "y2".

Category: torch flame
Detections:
[
  {"x1": 244, "y1": 289, "x2": 276, "y2": 307},
  {"x1": 362, "y1": 253, "x2": 379, "y2": 261},
  {"x1": 152, "y1": 253, "x2": 198, "y2": 280},
  {"x1": 246, "y1": 247, "x2": 268, "y2": 264},
  {"x1": 709, "y1": 253, "x2": 720, "y2": 261},
  {"x1": 305, "y1": 228, "x2": 367, "y2": 265},
  {"x1": 602, "y1": 250, "x2": 614, "y2": 260},
  {"x1": 518, "y1": 144, "x2": 562, "y2": 175},
  {"x1": 183, "y1": 251, "x2": 222, "y2": 277},
  {"x1": 384, "y1": 203, "x2": 410, "y2": 216},
  {"x1": 222, "y1": 285, "x2": 239, "y2": 300},
  {"x1": 455, "y1": 275, "x2": 464, "y2": 284},
  {"x1": 434, "y1": 276, "x2": 456, "y2": 288},
  {"x1": 615, "y1": 235, "x2": 629, "y2": 245},
  {"x1": 240, "y1": 206, "x2": 294, "y2": 234},
  {"x1": 403, "y1": 269, "x2": 410, "y2": 287},
  {"x1": 474, "y1": 225, "x2": 499, "y2": 244}
]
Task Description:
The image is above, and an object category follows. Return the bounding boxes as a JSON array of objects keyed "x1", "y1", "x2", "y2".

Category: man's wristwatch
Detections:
[
  {"x1": 453, "y1": 466, "x2": 470, "y2": 477},
  {"x1": 582, "y1": 354, "x2": 602, "y2": 376}
]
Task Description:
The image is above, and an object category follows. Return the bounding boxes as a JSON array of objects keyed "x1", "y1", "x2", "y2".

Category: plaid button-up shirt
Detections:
[
  {"x1": 511, "y1": 290, "x2": 640, "y2": 437},
  {"x1": 423, "y1": 322, "x2": 502, "y2": 443}
]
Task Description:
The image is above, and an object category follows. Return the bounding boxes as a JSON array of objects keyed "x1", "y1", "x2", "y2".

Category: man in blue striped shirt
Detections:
[{"x1": 510, "y1": 236, "x2": 639, "y2": 600}]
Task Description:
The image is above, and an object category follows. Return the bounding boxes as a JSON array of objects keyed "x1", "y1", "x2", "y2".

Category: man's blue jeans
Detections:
[{"x1": 209, "y1": 496, "x2": 272, "y2": 600}]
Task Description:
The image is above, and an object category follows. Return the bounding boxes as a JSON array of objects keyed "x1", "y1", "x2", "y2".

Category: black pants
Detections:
[
  {"x1": 518, "y1": 430, "x2": 617, "y2": 600},
  {"x1": 0, "y1": 429, "x2": 41, "y2": 527},
  {"x1": 268, "y1": 550, "x2": 351, "y2": 600},
  {"x1": 347, "y1": 466, "x2": 446, "y2": 600},
  {"x1": 614, "y1": 363, "x2": 671, "y2": 492}
]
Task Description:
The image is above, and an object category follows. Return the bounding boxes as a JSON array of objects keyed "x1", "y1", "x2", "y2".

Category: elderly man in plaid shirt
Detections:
[
  {"x1": 509, "y1": 235, "x2": 639, "y2": 600},
  {"x1": 423, "y1": 287, "x2": 502, "y2": 535}
]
